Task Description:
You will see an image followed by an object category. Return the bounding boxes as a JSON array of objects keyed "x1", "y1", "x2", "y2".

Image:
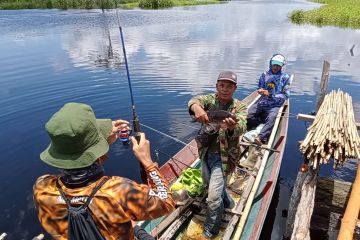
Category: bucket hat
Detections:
[
  {"x1": 217, "y1": 71, "x2": 237, "y2": 84},
  {"x1": 40, "y1": 103, "x2": 112, "y2": 169}
]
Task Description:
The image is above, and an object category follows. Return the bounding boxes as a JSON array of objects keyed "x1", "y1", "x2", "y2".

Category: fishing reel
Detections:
[
  {"x1": 117, "y1": 118, "x2": 141, "y2": 146},
  {"x1": 117, "y1": 128, "x2": 132, "y2": 146}
]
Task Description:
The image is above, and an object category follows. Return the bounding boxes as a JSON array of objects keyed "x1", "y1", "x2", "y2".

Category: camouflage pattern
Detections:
[
  {"x1": 33, "y1": 163, "x2": 175, "y2": 240},
  {"x1": 188, "y1": 93, "x2": 247, "y2": 175}
]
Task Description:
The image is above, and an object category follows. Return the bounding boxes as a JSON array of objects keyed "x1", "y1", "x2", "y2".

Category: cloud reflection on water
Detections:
[{"x1": 58, "y1": 3, "x2": 360, "y2": 98}]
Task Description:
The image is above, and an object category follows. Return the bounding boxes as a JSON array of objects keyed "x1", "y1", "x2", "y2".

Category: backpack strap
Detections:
[
  {"x1": 56, "y1": 177, "x2": 110, "y2": 209},
  {"x1": 56, "y1": 180, "x2": 71, "y2": 208},
  {"x1": 83, "y1": 177, "x2": 109, "y2": 208}
]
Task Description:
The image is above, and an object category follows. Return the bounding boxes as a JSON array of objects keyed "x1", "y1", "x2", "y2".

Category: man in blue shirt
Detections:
[{"x1": 247, "y1": 54, "x2": 290, "y2": 145}]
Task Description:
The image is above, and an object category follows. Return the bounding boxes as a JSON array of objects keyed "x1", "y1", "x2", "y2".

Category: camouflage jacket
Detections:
[
  {"x1": 188, "y1": 93, "x2": 247, "y2": 175},
  {"x1": 33, "y1": 163, "x2": 175, "y2": 240}
]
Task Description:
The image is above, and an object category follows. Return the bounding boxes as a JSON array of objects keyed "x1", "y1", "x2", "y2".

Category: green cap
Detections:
[{"x1": 40, "y1": 103, "x2": 112, "y2": 169}]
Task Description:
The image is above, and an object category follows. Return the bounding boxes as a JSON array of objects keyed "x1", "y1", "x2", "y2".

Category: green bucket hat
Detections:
[{"x1": 40, "y1": 103, "x2": 113, "y2": 169}]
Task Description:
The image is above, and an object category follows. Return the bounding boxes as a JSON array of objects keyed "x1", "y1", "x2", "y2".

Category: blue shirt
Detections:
[{"x1": 257, "y1": 68, "x2": 290, "y2": 108}]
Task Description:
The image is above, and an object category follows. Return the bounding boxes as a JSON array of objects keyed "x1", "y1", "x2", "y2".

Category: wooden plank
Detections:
[
  {"x1": 151, "y1": 197, "x2": 196, "y2": 236},
  {"x1": 310, "y1": 177, "x2": 352, "y2": 239},
  {"x1": 285, "y1": 62, "x2": 330, "y2": 239},
  {"x1": 159, "y1": 209, "x2": 193, "y2": 240},
  {"x1": 316, "y1": 60, "x2": 330, "y2": 111},
  {"x1": 159, "y1": 140, "x2": 199, "y2": 185},
  {"x1": 290, "y1": 168, "x2": 319, "y2": 240},
  {"x1": 249, "y1": 113, "x2": 288, "y2": 240},
  {"x1": 222, "y1": 94, "x2": 270, "y2": 240},
  {"x1": 222, "y1": 153, "x2": 263, "y2": 239},
  {"x1": 296, "y1": 113, "x2": 360, "y2": 130},
  {"x1": 232, "y1": 102, "x2": 286, "y2": 239}
]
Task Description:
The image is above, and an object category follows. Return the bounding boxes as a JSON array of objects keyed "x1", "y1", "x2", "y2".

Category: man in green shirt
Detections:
[{"x1": 188, "y1": 71, "x2": 247, "y2": 239}]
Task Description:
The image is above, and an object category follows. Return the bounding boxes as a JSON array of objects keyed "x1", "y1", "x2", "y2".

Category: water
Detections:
[{"x1": 0, "y1": 1, "x2": 360, "y2": 239}]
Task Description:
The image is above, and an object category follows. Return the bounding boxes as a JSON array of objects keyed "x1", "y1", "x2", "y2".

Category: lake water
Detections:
[{"x1": 1, "y1": 1, "x2": 360, "y2": 239}]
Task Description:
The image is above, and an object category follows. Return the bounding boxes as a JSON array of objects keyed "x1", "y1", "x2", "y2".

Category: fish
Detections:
[{"x1": 207, "y1": 110, "x2": 236, "y2": 123}]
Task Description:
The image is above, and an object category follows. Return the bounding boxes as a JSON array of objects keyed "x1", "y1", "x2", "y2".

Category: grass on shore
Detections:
[
  {"x1": 289, "y1": 0, "x2": 360, "y2": 29},
  {"x1": 0, "y1": 0, "x2": 223, "y2": 10}
]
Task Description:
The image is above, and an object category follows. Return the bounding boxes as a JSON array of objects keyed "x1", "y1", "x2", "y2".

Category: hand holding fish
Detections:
[
  {"x1": 221, "y1": 116, "x2": 238, "y2": 131},
  {"x1": 191, "y1": 104, "x2": 209, "y2": 124}
]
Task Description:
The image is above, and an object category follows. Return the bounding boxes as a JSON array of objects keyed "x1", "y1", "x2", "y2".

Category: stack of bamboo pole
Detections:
[{"x1": 300, "y1": 90, "x2": 360, "y2": 168}]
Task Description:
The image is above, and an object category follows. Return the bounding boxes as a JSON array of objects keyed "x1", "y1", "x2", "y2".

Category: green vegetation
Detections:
[
  {"x1": 139, "y1": 0, "x2": 174, "y2": 9},
  {"x1": 139, "y1": 0, "x2": 220, "y2": 9},
  {"x1": 289, "y1": 0, "x2": 360, "y2": 29},
  {"x1": 0, "y1": 0, "x2": 223, "y2": 10},
  {"x1": 0, "y1": 0, "x2": 124, "y2": 10}
]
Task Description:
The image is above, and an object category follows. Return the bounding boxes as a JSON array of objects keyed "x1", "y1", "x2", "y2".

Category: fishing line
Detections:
[
  {"x1": 155, "y1": 149, "x2": 194, "y2": 169},
  {"x1": 140, "y1": 123, "x2": 197, "y2": 150},
  {"x1": 170, "y1": 120, "x2": 200, "y2": 130}
]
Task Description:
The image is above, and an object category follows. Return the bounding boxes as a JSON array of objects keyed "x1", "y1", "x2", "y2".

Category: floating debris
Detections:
[{"x1": 350, "y1": 44, "x2": 355, "y2": 56}]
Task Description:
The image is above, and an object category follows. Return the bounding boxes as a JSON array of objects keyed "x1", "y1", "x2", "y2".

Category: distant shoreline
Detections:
[
  {"x1": 289, "y1": 0, "x2": 360, "y2": 29},
  {"x1": 0, "y1": 0, "x2": 224, "y2": 10}
]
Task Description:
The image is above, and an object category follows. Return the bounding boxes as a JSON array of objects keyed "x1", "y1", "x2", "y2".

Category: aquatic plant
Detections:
[
  {"x1": 289, "y1": 0, "x2": 360, "y2": 29},
  {"x1": 289, "y1": 10, "x2": 304, "y2": 24},
  {"x1": 0, "y1": 0, "x2": 220, "y2": 9},
  {"x1": 138, "y1": 0, "x2": 174, "y2": 9},
  {"x1": 0, "y1": 0, "x2": 122, "y2": 9}
]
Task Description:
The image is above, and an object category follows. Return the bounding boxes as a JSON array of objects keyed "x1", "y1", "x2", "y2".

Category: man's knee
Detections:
[
  {"x1": 267, "y1": 113, "x2": 277, "y2": 122},
  {"x1": 207, "y1": 193, "x2": 223, "y2": 209},
  {"x1": 207, "y1": 181, "x2": 224, "y2": 204},
  {"x1": 266, "y1": 109, "x2": 279, "y2": 122}
]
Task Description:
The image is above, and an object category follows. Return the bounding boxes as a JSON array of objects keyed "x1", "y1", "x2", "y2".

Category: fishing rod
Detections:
[{"x1": 116, "y1": 11, "x2": 147, "y2": 184}]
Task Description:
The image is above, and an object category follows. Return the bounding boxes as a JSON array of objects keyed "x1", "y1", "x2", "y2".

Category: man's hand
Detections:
[
  {"x1": 257, "y1": 88, "x2": 270, "y2": 97},
  {"x1": 130, "y1": 132, "x2": 153, "y2": 168},
  {"x1": 107, "y1": 120, "x2": 130, "y2": 145},
  {"x1": 221, "y1": 117, "x2": 239, "y2": 131},
  {"x1": 191, "y1": 104, "x2": 209, "y2": 124}
]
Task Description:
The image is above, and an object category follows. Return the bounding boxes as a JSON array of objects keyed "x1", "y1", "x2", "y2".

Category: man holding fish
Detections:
[{"x1": 188, "y1": 71, "x2": 247, "y2": 239}]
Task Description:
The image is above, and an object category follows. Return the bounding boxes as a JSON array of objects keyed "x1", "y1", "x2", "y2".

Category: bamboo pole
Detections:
[
  {"x1": 222, "y1": 94, "x2": 264, "y2": 240},
  {"x1": 299, "y1": 90, "x2": 360, "y2": 168},
  {"x1": 222, "y1": 146, "x2": 264, "y2": 239},
  {"x1": 232, "y1": 103, "x2": 285, "y2": 239},
  {"x1": 32, "y1": 234, "x2": 44, "y2": 240},
  {"x1": 0, "y1": 233, "x2": 6, "y2": 240},
  {"x1": 338, "y1": 157, "x2": 360, "y2": 240}
]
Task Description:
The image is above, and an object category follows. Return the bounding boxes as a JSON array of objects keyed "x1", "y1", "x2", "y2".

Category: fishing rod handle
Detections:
[
  {"x1": 134, "y1": 132, "x2": 142, "y2": 143},
  {"x1": 132, "y1": 117, "x2": 141, "y2": 143}
]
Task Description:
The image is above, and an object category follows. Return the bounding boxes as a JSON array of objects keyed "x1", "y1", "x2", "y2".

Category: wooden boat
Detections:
[{"x1": 139, "y1": 75, "x2": 292, "y2": 240}]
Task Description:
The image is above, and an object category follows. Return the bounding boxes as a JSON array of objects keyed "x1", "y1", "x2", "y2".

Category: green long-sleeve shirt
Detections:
[{"x1": 188, "y1": 93, "x2": 247, "y2": 175}]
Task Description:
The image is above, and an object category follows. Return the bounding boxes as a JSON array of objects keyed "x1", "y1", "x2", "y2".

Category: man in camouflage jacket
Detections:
[{"x1": 188, "y1": 71, "x2": 247, "y2": 239}]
